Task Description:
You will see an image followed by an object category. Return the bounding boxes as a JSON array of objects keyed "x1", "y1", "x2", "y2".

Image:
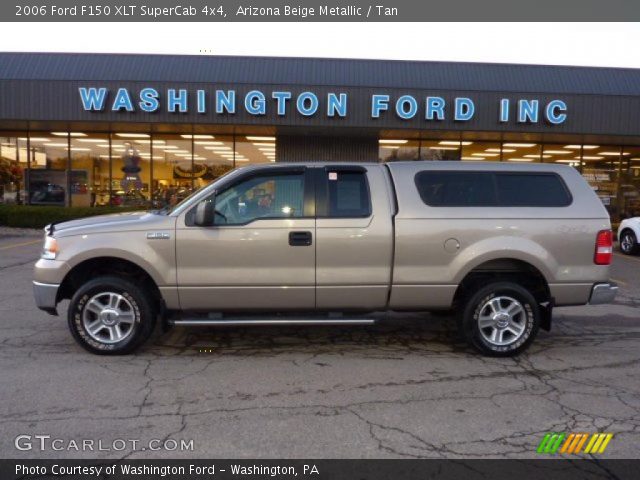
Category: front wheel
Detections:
[
  {"x1": 68, "y1": 275, "x2": 156, "y2": 355},
  {"x1": 619, "y1": 230, "x2": 638, "y2": 255},
  {"x1": 458, "y1": 281, "x2": 540, "y2": 356}
]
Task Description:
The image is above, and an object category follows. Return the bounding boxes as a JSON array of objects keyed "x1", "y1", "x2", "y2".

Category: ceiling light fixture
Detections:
[
  {"x1": 51, "y1": 132, "x2": 87, "y2": 137},
  {"x1": 439, "y1": 141, "x2": 473, "y2": 146},
  {"x1": 115, "y1": 133, "x2": 150, "y2": 138},
  {"x1": 503, "y1": 143, "x2": 537, "y2": 148},
  {"x1": 246, "y1": 136, "x2": 275, "y2": 141}
]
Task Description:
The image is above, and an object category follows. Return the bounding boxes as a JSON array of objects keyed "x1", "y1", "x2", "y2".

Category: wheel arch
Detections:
[
  {"x1": 57, "y1": 256, "x2": 162, "y2": 305},
  {"x1": 452, "y1": 257, "x2": 551, "y2": 307},
  {"x1": 620, "y1": 226, "x2": 638, "y2": 239}
]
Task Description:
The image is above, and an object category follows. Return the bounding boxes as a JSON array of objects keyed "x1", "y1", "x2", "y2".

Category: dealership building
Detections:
[{"x1": 0, "y1": 52, "x2": 639, "y2": 221}]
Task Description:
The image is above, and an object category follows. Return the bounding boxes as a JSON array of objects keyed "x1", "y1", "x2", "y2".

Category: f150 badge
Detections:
[{"x1": 146, "y1": 232, "x2": 170, "y2": 240}]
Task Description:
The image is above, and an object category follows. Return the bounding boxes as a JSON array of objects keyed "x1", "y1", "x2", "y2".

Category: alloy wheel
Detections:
[
  {"x1": 621, "y1": 234, "x2": 634, "y2": 253},
  {"x1": 82, "y1": 292, "x2": 136, "y2": 344},
  {"x1": 477, "y1": 296, "x2": 527, "y2": 347}
]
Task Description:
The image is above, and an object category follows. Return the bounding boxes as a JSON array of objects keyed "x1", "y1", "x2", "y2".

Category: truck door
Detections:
[
  {"x1": 314, "y1": 165, "x2": 395, "y2": 310},
  {"x1": 175, "y1": 167, "x2": 316, "y2": 310}
]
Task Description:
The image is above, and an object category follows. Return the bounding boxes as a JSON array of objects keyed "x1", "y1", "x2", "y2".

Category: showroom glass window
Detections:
[
  {"x1": 461, "y1": 141, "x2": 502, "y2": 162},
  {"x1": 152, "y1": 134, "x2": 194, "y2": 209},
  {"x1": 28, "y1": 132, "x2": 69, "y2": 206},
  {"x1": 237, "y1": 135, "x2": 276, "y2": 165},
  {"x1": 110, "y1": 132, "x2": 151, "y2": 208},
  {"x1": 579, "y1": 144, "x2": 622, "y2": 221},
  {"x1": 420, "y1": 139, "x2": 463, "y2": 160},
  {"x1": 190, "y1": 133, "x2": 235, "y2": 190},
  {"x1": 0, "y1": 133, "x2": 27, "y2": 205},
  {"x1": 542, "y1": 143, "x2": 575, "y2": 166},
  {"x1": 619, "y1": 146, "x2": 640, "y2": 219},
  {"x1": 501, "y1": 142, "x2": 540, "y2": 163},
  {"x1": 70, "y1": 132, "x2": 109, "y2": 207},
  {"x1": 378, "y1": 139, "x2": 419, "y2": 162}
]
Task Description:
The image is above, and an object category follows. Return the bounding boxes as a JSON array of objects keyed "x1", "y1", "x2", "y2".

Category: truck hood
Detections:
[{"x1": 50, "y1": 211, "x2": 173, "y2": 237}]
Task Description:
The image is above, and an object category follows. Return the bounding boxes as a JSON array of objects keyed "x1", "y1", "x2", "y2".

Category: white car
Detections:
[{"x1": 618, "y1": 217, "x2": 640, "y2": 255}]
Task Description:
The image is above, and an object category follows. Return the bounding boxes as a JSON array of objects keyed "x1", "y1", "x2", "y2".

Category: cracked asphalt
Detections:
[{"x1": 0, "y1": 229, "x2": 639, "y2": 459}]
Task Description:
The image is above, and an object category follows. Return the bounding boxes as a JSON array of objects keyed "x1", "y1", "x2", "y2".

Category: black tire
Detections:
[
  {"x1": 68, "y1": 275, "x2": 156, "y2": 355},
  {"x1": 458, "y1": 281, "x2": 540, "y2": 357},
  {"x1": 619, "y1": 229, "x2": 638, "y2": 255}
]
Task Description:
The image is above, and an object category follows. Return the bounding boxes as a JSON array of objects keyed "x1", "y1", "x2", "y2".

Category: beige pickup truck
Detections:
[{"x1": 33, "y1": 161, "x2": 617, "y2": 356}]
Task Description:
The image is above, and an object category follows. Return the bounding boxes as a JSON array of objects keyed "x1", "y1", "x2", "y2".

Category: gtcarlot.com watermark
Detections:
[{"x1": 15, "y1": 434, "x2": 194, "y2": 452}]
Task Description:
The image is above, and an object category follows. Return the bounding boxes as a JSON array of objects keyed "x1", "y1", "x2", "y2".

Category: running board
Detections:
[{"x1": 171, "y1": 318, "x2": 376, "y2": 327}]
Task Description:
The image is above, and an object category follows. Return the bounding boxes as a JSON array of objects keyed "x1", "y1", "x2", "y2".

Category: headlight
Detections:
[{"x1": 41, "y1": 236, "x2": 58, "y2": 260}]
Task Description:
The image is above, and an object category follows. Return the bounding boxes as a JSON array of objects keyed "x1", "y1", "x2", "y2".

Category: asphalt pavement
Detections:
[{"x1": 0, "y1": 229, "x2": 638, "y2": 459}]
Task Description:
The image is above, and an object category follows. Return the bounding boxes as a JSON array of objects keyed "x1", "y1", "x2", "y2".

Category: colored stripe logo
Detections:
[{"x1": 537, "y1": 433, "x2": 613, "y2": 455}]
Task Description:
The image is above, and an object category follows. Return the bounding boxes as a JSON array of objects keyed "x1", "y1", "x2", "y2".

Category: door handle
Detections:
[{"x1": 289, "y1": 231, "x2": 313, "y2": 246}]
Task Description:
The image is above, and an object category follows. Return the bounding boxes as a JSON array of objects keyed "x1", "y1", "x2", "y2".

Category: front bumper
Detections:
[
  {"x1": 33, "y1": 281, "x2": 60, "y2": 315},
  {"x1": 589, "y1": 282, "x2": 618, "y2": 305}
]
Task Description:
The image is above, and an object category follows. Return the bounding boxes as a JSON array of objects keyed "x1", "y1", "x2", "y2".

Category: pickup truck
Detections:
[{"x1": 33, "y1": 161, "x2": 617, "y2": 356}]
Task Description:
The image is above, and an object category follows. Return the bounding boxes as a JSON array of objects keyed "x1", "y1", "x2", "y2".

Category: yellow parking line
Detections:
[{"x1": 0, "y1": 239, "x2": 40, "y2": 250}]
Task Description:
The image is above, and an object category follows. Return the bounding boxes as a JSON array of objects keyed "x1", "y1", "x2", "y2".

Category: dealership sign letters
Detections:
[{"x1": 78, "y1": 87, "x2": 568, "y2": 125}]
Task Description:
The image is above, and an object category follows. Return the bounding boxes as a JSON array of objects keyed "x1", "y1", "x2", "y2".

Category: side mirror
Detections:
[{"x1": 194, "y1": 197, "x2": 215, "y2": 227}]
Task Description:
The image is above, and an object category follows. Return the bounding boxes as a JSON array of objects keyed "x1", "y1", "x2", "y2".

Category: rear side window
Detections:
[
  {"x1": 495, "y1": 173, "x2": 571, "y2": 206},
  {"x1": 414, "y1": 172, "x2": 496, "y2": 206},
  {"x1": 327, "y1": 171, "x2": 371, "y2": 217},
  {"x1": 415, "y1": 171, "x2": 571, "y2": 207}
]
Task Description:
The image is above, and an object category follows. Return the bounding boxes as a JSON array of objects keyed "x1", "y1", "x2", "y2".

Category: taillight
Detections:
[{"x1": 594, "y1": 230, "x2": 613, "y2": 265}]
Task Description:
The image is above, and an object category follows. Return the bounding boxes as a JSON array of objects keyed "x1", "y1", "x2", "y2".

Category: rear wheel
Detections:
[
  {"x1": 68, "y1": 275, "x2": 156, "y2": 355},
  {"x1": 458, "y1": 281, "x2": 539, "y2": 356},
  {"x1": 619, "y1": 229, "x2": 638, "y2": 255}
]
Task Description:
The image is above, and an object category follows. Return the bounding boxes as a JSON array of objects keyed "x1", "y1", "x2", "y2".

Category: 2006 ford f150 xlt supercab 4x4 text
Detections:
[{"x1": 33, "y1": 161, "x2": 617, "y2": 356}]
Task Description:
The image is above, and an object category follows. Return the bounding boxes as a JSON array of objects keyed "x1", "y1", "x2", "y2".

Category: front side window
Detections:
[{"x1": 214, "y1": 172, "x2": 305, "y2": 225}]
